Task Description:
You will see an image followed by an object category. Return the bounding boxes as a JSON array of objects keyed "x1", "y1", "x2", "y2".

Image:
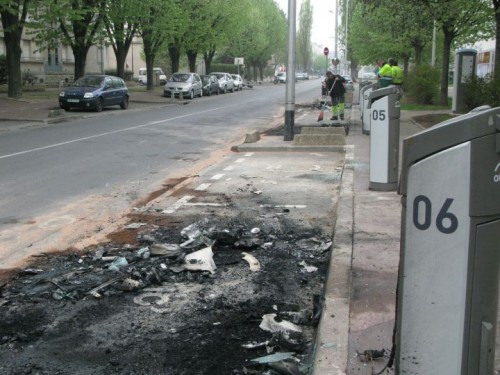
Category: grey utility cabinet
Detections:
[{"x1": 396, "y1": 107, "x2": 500, "y2": 375}]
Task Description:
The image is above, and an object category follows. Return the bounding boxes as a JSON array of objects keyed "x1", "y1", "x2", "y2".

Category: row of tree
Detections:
[
  {"x1": 342, "y1": 0, "x2": 499, "y2": 106},
  {"x1": 0, "y1": 0, "x2": 289, "y2": 98}
]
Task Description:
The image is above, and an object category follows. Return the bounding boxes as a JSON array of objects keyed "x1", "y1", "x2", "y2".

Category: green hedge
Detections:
[
  {"x1": 462, "y1": 74, "x2": 500, "y2": 110},
  {"x1": 208, "y1": 64, "x2": 240, "y2": 75},
  {"x1": 404, "y1": 64, "x2": 440, "y2": 105}
]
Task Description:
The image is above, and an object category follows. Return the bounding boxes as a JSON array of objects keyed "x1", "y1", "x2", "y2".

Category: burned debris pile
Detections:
[{"x1": 1, "y1": 215, "x2": 332, "y2": 374}]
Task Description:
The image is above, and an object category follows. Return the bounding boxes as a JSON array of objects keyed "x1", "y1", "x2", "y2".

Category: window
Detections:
[{"x1": 48, "y1": 48, "x2": 59, "y2": 66}]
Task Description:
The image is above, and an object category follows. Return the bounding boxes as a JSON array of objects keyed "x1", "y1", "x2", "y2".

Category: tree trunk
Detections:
[
  {"x1": 403, "y1": 56, "x2": 410, "y2": 75},
  {"x1": 107, "y1": 21, "x2": 134, "y2": 79},
  {"x1": 186, "y1": 50, "x2": 197, "y2": 73},
  {"x1": 72, "y1": 48, "x2": 89, "y2": 80},
  {"x1": 413, "y1": 42, "x2": 424, "y2": 66},
  {"x1": 145, "y1": 54, "x2": 155, "y2": 90},
  {"x1": 141, "y1": 30, "x2": 156, "y2": 91},
  {"x1": 204, "y1": 50, "x2": 216, "y2": 74},
  {"x1": 115, "y1": 41, "x2": 127, "y2": 78},
  {"x1": 439, "y1": 29, "x2": 454, "y2": 106},
  {"x1": 168, "y1": 45, "x2": 180, "y2": 74},
  {"x1": 1, "y1": 10, "x2": 23, "y2": 98}
]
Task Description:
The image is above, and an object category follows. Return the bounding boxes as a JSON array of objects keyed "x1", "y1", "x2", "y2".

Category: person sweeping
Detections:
[{"x1": 324, "y1": 71, "x2": 346, "y2": 120}]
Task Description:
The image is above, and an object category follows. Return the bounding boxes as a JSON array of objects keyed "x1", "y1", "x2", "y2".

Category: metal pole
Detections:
[
  {"x1": 345, "y1": 0, "x2": 348, "y2": 74},
  {"x1": 334, "y1": 0, "x2": 338, "y2": 73},
  {"x1": 284, "y1": 0, "x2": 296, "y2": 141}
]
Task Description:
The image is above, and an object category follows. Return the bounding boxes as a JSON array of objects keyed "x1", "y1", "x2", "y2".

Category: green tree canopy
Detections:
[{"x1": 296, "y1": 0, "x2": 313, "y2": 72}]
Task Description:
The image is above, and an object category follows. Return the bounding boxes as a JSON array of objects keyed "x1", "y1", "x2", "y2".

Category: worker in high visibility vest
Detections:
[
  {"x1": 377, "y1": 59, "x2": 393, "y2": 88},
  {"x1": 324, "y1": 71, "x2": 346, "y2": 120},
  {"x1": 389, "y1": 58, "x2": 403, "y2": 85},
  {"x1": 389, "y1": 58, "x2": 403, "y2": 97}
]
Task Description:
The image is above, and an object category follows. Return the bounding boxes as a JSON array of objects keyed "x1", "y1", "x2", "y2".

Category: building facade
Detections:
[{"x1": 0, "y1": 23, "x2": 111, "y2": 87}]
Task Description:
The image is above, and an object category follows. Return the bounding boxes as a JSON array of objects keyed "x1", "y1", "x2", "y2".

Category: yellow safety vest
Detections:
[
  {"x1": 391, "y1": 65, "x2": 403, "y2": 85},
  {"x1": 378, "y1": 63, "x2": 392, "y2": 87}
]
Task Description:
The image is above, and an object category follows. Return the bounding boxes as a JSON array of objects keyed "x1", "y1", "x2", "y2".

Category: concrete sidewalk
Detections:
[{"x1": 232, "y1": 98, "x2": 422, "y2": 374}]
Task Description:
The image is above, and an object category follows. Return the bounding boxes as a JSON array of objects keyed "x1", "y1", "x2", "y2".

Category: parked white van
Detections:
[{"x1": 138, "y1": 67, "x2": 167, "y2": 85}]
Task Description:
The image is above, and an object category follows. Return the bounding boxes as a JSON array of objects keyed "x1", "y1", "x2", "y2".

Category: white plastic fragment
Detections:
[
  {"x1": 108, "y1": 257, "x2": 128, "y2": 271},
  {"x1": 250, "y1": 352, "x2": 296, "y2": 364},
  {"x1": 298, "y1": 260, "x2": 318, "y2": 273},
  {"x1": 259, "y1": 313, "x2": 302, "y2": 333},
  {"x1": 137, "y1": 247, "x2": 150, "y2": 259},
  {"x1": 241, "y1": 252, "x2": 261, "y2": 272},
  {"x1": 101, "y1": 256, "x2": 118, "y2": 262},
  {"x1": 183, "y1": 246, "x2": 217, "y2": 274},
  {"x1": 241, "y1": 341, "x2": 270, "y2": 349}
]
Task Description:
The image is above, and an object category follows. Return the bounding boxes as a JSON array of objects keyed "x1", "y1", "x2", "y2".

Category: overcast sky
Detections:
[{"x1": 274, "y1": 0, "x2": 340, "y2": 52}]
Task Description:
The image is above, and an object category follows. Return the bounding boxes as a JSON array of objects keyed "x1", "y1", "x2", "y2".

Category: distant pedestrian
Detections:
[
  {"x1": 377, "y1": 59, "x2": 393, "y2": 88},
  {"x1": 324, "y1": 71, "x2": 346, "y2": 120}
]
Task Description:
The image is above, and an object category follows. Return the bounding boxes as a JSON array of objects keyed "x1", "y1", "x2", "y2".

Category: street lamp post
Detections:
[
  {"x1": 345, "y1": 0, "x2": 349, "y2": 74},
  {"x1": 334, "y1": 0, "x2": 338, "y2": 73},
  {"x1": 284, "y1": 0, "x2": 296, "y2": 141}
]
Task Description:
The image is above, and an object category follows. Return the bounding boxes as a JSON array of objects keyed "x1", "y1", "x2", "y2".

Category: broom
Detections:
[
  {"x1": 317, "y1": 102, "x2": 324, "y2": 122},
  {"x1": 317, "y1": 79, "x2": 337, "y2": 122}
]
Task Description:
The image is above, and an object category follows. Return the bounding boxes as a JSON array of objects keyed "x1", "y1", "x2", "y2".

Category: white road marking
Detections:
[
  {"x1": 184, "y1": 203, "x2": 228, "y2": 207},
  {"x1": 244, "y1": 152, "x2": 254, "y2": 157},
  {"x1": 260, "y1": 204, "x2": 307, "y2": 209},
  {"x1": 210, "y1": 174, "x2": 224, "y2": 180},
  {"x1": 195, "y1": 183, "x2": 211, "y2": 191},
  {"x1": 235, "y1": 158, "x2": 246, "y2": 163},
  {"x1": 163, "y1": 195, "x2": 194, "y2": 213},
  {"x1": 223, "y1": 166, "x2": 234, "y2": 171}
]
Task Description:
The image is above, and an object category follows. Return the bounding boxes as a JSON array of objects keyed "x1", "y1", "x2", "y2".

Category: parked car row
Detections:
[
  {"x1": 58, "y1": 72, "x2": 247, "y2": 112},
  {"x1": 164, "y1": 72, "x2": 245, "y2": 98}
]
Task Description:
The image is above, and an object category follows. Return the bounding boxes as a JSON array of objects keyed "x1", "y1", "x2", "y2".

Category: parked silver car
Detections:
[
  {"x1": 210, "y1": 72, "x2": 234, "y2": 94},
  {"x1": 164, "y1": 72, "x2": 203, "y2": 99},
  {"x1": 231, "y1": 74, "x2": 243, "y2": 91}
]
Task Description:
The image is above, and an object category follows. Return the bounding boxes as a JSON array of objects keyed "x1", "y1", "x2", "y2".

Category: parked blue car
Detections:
[{"x1": 59, "y1": 75, "x2": 129, "y2": 112}]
